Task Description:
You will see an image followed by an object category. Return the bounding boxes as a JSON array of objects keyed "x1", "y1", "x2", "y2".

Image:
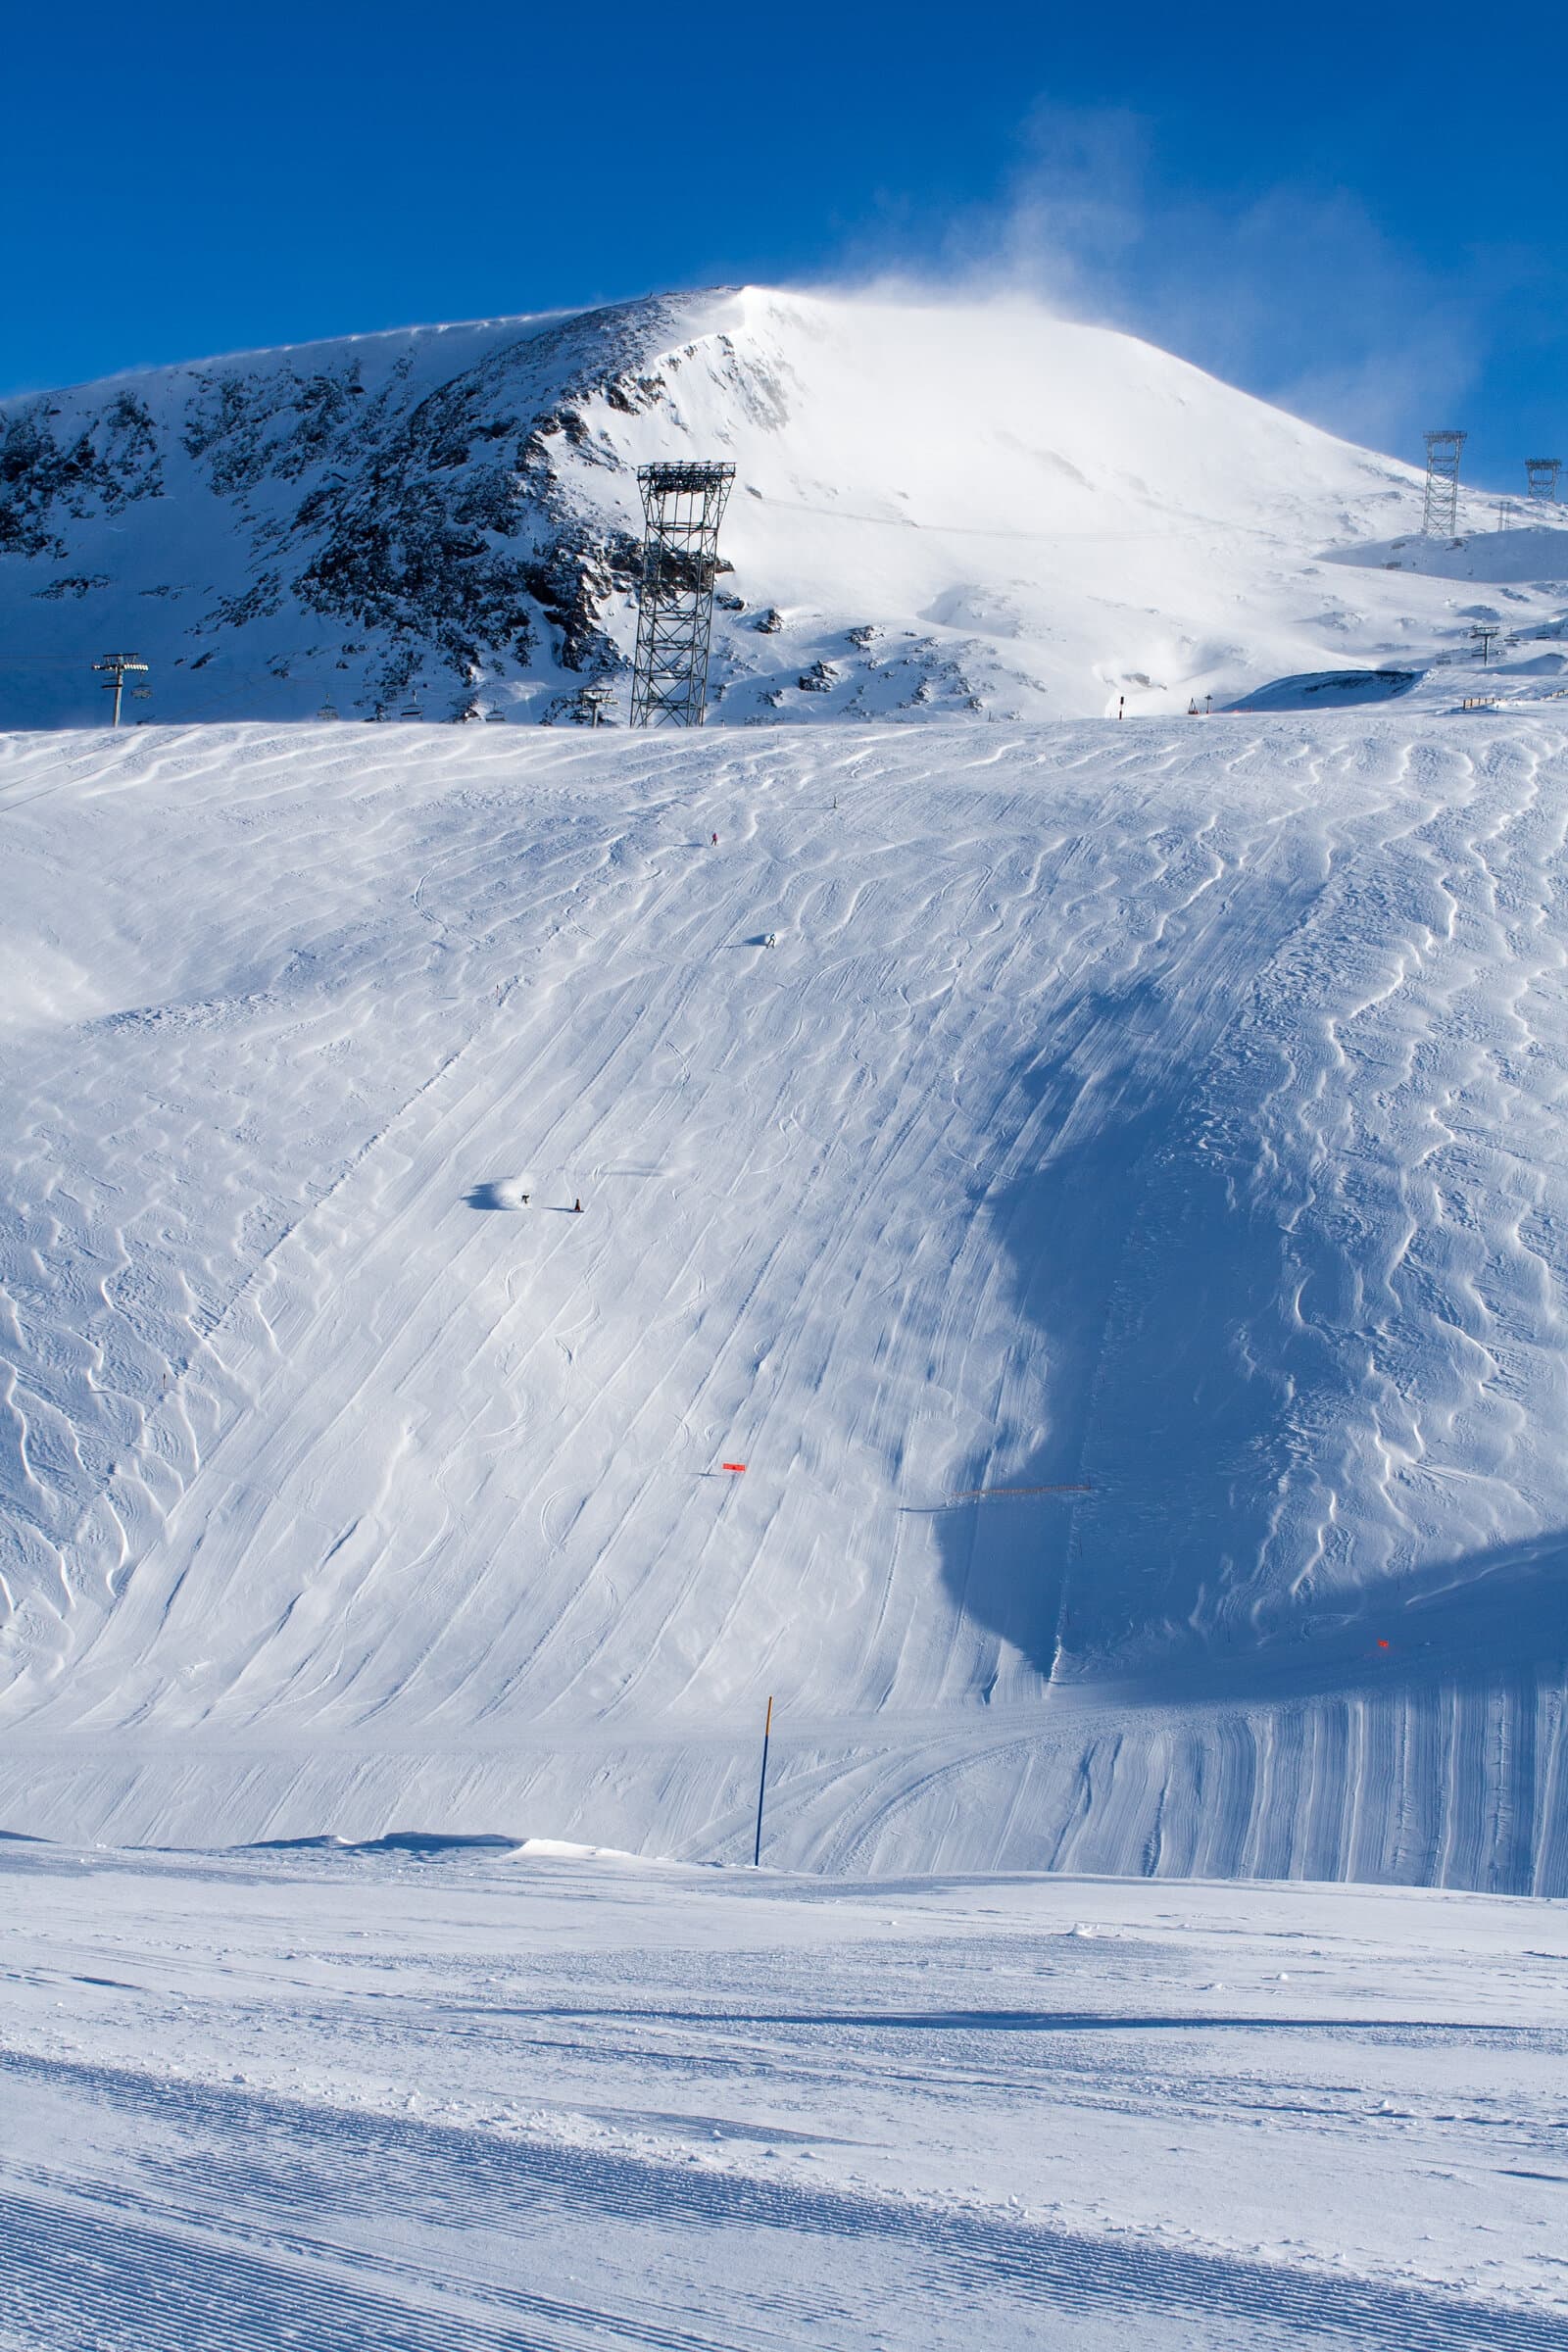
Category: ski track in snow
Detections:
[
  {"x1": 2, "y1": 716, "x2": 1568, "y2": 1887},
  {"x1": 3, "y1": 2120, "x2": 1559, "y2": 2352},
  {"x1": 4, "y1": 1842, "x2": 1568, "y2": 2349}
]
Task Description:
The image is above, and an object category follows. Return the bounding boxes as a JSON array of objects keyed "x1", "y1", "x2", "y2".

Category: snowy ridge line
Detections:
[
  {"x1": 8, "y1": 282, "x2": 1568, "y2": 729},
  {"x1": 2, "y1": 2051, "x2": 1562, "y2": 2349}
]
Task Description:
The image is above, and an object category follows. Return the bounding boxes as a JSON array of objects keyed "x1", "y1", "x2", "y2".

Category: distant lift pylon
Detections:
[
  {"x1": 93, "y1": 652, "x2": 148, "y2": 728},
  {"x1": 1422, "y1": 430, "x2": 1466, "y2": 539}
]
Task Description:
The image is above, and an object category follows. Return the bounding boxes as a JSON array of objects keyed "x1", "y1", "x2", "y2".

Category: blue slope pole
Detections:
[{"x1": 753, "y1": 1695, "x2": 773, "y2": 1867}]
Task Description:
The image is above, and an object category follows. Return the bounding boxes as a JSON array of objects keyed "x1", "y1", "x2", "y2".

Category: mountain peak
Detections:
[{"x1": 0, "y1": 286, "x2": 1554, "y2": 727}]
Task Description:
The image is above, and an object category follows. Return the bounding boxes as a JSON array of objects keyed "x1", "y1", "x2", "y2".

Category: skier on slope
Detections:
[{"x1": 573, "y1": 1198, "x2": 583, "y2": 1214}]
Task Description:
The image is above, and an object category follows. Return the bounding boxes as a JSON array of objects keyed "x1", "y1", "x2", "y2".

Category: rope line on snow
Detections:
[{"x1": 914, "y1": 1482, "x2": 1093, "y2": 1512}]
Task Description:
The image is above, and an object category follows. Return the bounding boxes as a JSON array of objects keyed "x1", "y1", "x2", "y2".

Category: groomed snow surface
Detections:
[
  {"x1": 3, "y1": 714, "x2": 1568, "y2": 1893},
  {"x1": 4, "y1": 1838, "x2": 1567, "y2": 2348}
]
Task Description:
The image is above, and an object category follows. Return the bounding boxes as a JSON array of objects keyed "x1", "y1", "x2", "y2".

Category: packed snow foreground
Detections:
[
  {"x1": 2, "y1": 1836, "x2": 1566, "y2": 2349},
  {"x1": 3, "y1": 711, "x2": 1568, "y2": 1897}
]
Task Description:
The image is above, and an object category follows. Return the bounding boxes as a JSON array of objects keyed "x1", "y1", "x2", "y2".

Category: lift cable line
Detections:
[
  {"x1": 1422, "y1": 431, "x2": 1466, "y2": 540},
  {"x1": 93, "y1": 653, "x2": 148, "y2": 727},
  {"x1": 629, "y1": 462, "x2": 735, "y2": 727}
]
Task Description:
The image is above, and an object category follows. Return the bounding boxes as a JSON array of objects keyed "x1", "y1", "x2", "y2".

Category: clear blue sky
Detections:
[{"x1": 5, "y1": 0, "x2": 1561, "y2": 487}]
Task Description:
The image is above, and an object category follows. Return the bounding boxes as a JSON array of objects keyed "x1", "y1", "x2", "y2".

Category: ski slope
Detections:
[{"x1": 2, "y1": 713, "x2": 1568, "y2": 1888}]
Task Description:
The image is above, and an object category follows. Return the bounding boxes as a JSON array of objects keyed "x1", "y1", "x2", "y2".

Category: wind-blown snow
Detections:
[
  {"x1": 2, "y1": 713, "x2": 1567, "y2": 1886},
  {"x1": 5, "y1": 285, "x2": 1568, "y2": 727}
]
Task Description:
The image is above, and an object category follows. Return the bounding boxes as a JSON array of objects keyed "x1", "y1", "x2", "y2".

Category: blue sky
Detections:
[{"x1": 5, "y1": 0, "x2": 1562, "y2": 486}]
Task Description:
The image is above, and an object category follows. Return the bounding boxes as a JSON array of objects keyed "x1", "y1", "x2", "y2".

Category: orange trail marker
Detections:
[
  {"x1": 721, "y1": 1461, "x2": 747, "y2": 1473},
  {"x1": 1376, "y1": 1639, "x2": 1392, "y2": 1649}
]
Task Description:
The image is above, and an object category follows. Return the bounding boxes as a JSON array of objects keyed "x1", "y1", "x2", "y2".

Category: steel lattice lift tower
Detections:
[
  {"x1": 1422, "y1": 430, "x2": 1466, "y2": 538},
  {"x1": 1526, "y1": 457, "x2": 1561, "y2": 503},
  {"x1": 629, "y1": 462, "x2": 736, "y2": 726}
]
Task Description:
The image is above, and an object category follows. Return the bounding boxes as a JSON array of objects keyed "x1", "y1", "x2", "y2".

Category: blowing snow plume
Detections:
[{"x1": 10, "y1": 284, "x2": 1568, "y2": 728}]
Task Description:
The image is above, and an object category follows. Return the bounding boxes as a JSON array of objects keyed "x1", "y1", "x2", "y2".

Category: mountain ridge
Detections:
[{"x1": 9, "y1": 284, "x2": 1561, "y2": 729}]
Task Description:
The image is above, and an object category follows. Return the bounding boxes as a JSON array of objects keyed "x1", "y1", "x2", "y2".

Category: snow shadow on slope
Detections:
[
  {"x1": 1226, "y1": 669, "x2": 1421, "y2": 715},
  {"x1": 942, "y1": 983, "x2": 1568, "y2": 1707},
  {"x1": 934, "y1": 928, "x2": 1446, "y2": 1688},
  {"x1": 251, "y1": 1830, "x2": 519, "y2": 1857},
  {"x1": 930, "y1": 976, "x2": 1281, "y2": 1686}
]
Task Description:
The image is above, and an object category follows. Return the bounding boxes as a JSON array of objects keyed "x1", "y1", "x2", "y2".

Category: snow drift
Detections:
[{"x1": 2, "y1": 713, "x2": 1567, "y2": 1889}]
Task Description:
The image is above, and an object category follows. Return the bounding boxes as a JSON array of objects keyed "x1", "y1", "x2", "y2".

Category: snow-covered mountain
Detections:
[
  {"x1": 3, "y1": 712, "x2": 1567, "y2": 1892},
  {"x1": 6, "y1": 285, "x2": 1568, "y2": 728}
]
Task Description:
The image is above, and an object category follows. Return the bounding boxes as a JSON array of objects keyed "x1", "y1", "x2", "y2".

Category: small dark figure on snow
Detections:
[
  {"x1": 710, "y1": 832, "x2": 718, "y2": 846},
  {"x1": 573, "y1": 1198, "x2": 583, "y2": 1214}
]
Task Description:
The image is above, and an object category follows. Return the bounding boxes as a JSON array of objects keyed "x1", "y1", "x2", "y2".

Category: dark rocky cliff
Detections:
[{"x1": 0, "y1": 298, "x2": 706, "y2": 721}]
